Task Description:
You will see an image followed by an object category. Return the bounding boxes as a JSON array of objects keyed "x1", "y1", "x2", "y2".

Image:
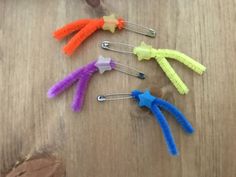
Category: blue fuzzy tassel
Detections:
[
  {"x1": 131, "y1": 89, "x2": 194, "y2": 156},
  {"x1": 154, "y1": 99, "x2": 195, "y2": 134},
  {"x1": 151, "y1": 104, "x2": 178, "y2": 156}
]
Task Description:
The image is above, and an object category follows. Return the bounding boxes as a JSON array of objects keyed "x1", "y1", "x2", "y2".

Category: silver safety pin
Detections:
[
  {"x1": 100, "y1": 42, "x2": 147, "y2": 79},
  {"x1": 97, "y1": 93, "x2": 132, "y2": 102},
  {"x1": 123, "y1": 21, "x2": 156, "y2": 38},
  {"x1": 95, "y1": 55, "x2": 147, "y2": 79},
  {"x1": 114, "y1": 62, "x2": 146, "y2": 79},
  {"x1": 101, "y1": 41, "x2": 135, "y2": 54}
]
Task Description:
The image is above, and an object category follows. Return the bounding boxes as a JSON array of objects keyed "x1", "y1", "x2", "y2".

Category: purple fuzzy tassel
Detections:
[
  {"x1": 71, "y1": 61, "x2": 98, "y2": 111},
  {"x1": 47, "y1": 58, "x2": 116, "y2": 112},
  {"x1": 47, "y1": 60, "x2": 97, "y2": 98},
  {"x1": 47, "y1": 67, "x2": 84, "y2": 98}
]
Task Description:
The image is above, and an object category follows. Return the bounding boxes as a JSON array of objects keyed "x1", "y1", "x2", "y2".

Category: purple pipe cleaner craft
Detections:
[
  {"x1": 48, "y1": 56, "x2": 146, "y2": 112},
  {"x1": 48, "y1": 56, "x2": 116, "y2": 112}
]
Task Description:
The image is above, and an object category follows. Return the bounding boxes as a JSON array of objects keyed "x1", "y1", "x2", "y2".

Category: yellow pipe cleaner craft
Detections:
[{"x1": 133, "y1": 42, "x2": 206, "y2": 94}]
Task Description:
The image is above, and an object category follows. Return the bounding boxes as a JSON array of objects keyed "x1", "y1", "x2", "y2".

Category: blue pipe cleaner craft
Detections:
[{"x1": 131, "y1": 90, "x2": 194, "y2": 156}]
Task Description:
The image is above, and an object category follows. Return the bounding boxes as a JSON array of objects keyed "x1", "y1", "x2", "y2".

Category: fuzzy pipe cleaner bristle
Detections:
[
  {"x1": 133, "y1": 42, "x2": 206, "y2": 94},
  {"x1": 47, "y1": 57, "x2": 116, "y2": 112},
  {"x1": 63, "y1": 19, "x2": 104, "y2": 56},
  {"x1": 131, "y1": 90, "x2": 194, "y2": 156},
  {"x1": 53, "y1": 14, "x2": 125, "y2": 56},
  {"x1": 70, "y1": 62, "x2": 98, "y2": 111},
  {"x1": 53, "y1": 19, "x2": 91, "y2": 40}
]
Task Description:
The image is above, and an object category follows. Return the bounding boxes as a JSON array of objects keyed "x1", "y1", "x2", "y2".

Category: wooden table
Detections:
[{"x1": 0, "y1": 0, "x2": 236, "y2": 176}]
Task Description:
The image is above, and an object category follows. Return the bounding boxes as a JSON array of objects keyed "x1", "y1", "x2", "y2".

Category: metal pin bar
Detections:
[
  {"x1": 101, "y1": 41, "x2": 135, "y2": 54},
  {"x1": 97, "y1": 93, "x2": 132, "y2": 102},
  {"x1": 123, "y1": 21, "x2": 156, "y2": 38},
  {"x1": 114, "y1": 62, "x2": 146, "y2": 80}
]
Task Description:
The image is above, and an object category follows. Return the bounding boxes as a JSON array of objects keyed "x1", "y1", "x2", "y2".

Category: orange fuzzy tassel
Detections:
[
  {"x1": 53, "y1": 19, "x2": 91, "y2": 40},
  {"x1": 52, "y1": 15, "x2": 125, "y2": 56},
  {"x1": 63, "y1": 19, "x2": 104, "y2": 56}
]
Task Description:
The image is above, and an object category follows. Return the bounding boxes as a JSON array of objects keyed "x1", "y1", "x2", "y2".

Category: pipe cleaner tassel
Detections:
[
  {"x1": 47, "y1": 56, "x2": 116, "y2": 112},
  {"x1": 53, "y1": 14, "x2": 124, "y2": 56},
  {"x1": 133, "y1": 42, "x2": 206, "y2": 94},
  {"x1": 131, "y1": 90, "x2": 194, "y2": 156}
]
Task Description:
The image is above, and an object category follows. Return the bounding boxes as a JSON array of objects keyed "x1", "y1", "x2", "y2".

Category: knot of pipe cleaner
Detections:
[{"x1": 102, "y1": 14, "x2": 125, "y2": 33}]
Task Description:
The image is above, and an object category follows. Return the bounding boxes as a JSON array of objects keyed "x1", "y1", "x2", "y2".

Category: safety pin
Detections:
[
  {"x1": 100, "y1": 43, "x2": 145, "y2": 79},
  {"x1": 122, "y1": 21, "x2": 156, "y2": 38},
  {"x1": 114, "y1": 62, "x2": 146, "y2": 79},
  {"x1": 101, "y1": 41, "x2": 134, "y2": 54},
  {"x1": 97, "y1": 93, "x2": 132, "y2": 102}
]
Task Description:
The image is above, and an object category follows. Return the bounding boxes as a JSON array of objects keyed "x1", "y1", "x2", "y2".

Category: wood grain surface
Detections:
[{"x1": 0, "y1": 0, "x2": 236, "y2": 176}]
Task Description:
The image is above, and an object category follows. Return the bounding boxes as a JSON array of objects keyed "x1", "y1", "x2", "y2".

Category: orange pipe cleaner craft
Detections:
[{"x1": 53, "y1": 14, "x2": 125, "y2": 56}]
